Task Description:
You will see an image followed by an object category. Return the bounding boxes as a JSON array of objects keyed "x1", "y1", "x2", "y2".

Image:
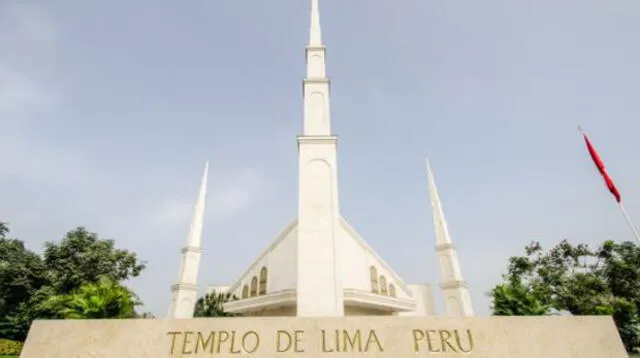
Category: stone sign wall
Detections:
[{"x1": 21, "y1": 316, "x2": 626, "y2": 357}]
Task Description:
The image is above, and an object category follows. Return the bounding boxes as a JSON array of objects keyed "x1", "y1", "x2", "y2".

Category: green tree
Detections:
[
  {"x1": 42, "y1": 227, "x2": 146, "y2": 294},
  {"x1": 137, "y1": 312, "x2": 155, "y2": 319},
  {"x1": 42, "y1": 277, "x2": 140, "y2": 319},
  {"x1": 0, "y1": 233, "x2": 48, "y2": 318},
  {"x1": 0, "y1": 287, "x2": 55, "y2": 341},
  {"x1": 490, "y1": 239, "x2": 640, "y2": 352},
  {"x1": 0, "y1": 223, "x2": 148, "y2": 340},
  {"x1": 0, "y1": 222, "x2": 8, "y2": 238},
  {"x1": 194, "y1": 291, "x2": 239, "y2": 317},
  {"x1": 0, "y1": 225, "x2": 49, "y2": 341},
  {"x1": 490, "y1": 281, "x2": 551, "y2": 316}
]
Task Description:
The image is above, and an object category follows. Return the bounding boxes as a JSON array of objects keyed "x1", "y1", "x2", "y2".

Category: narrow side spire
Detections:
[
  {"x1": 186, "y1": 161, "x2": 208, "y2": 248},
  {"x1": 426, "y1": 159, "x2": 451, "y2": 245},
  {"x1": 309, "y1": 0, "x2": 322, "y2": 46},
  {"x1": 425, "y1": 159, "x2": 474, "y2": 317},
  {"x1": 167, "y1": 162, "x2": 209, "y2": 319}
]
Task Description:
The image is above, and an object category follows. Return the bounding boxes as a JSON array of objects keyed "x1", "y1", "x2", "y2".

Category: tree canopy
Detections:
[
  {"x1": 43, "y1": 227, "x2": 146, "y2": 294},
  {"x1": 0, "y1": 223, "x2": 147, "y2": 341},
  {"x1": 490, "y1": 239, "x2": 640, "y2": 352},
  {"x1": 42, "y1": 277, "x2": 140, "y2": 320},
  {"x1": 194, "y1": 291, "x2": 239, "y2": 317},
  {"x1": 0, "y1": 230, "x2": 48, "y2": 322},
  {"x1": 0, "y1": 222, "x2": 8, "y2": 238}
]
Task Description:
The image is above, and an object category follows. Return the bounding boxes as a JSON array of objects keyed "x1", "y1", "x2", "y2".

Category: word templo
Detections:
[{"x1": 167, "y1": 328, "x2": 474, "y2": 355}]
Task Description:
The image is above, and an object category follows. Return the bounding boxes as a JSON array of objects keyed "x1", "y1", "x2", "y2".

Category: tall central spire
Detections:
[
  {"x1": 303, "y1": 0, "x2": 330, "y2": 135},
  {"x1": 296, "y1": 0, "x2": 343, "y2": 316}
]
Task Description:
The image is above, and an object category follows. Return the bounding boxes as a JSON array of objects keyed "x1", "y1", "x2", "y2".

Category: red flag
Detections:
[{"x1": 581, "y1": 130, "x2": 621, "y2": 202}]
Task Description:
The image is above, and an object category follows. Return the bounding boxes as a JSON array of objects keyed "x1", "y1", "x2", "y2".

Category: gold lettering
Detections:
[
  {"x1": 412, "y1": 329, "x2": 425, "y2": 352},
  {"x1": 216, "y1": 330, "x2": 230, "y2": 354},
  {"x1": 229, "y1": 331, "x2": 241, "y2": 354},
  {"x1": 167, "y1": 331, "x2": 181, "y2": 354},
  {"x1": 276, "y1": 330, "x2": 292, "y2": 352},
  {"x1": 163, "y1": 327, "x2": 472, "y2": 355},
  {"x1": 321, "y1": 329, "x2": 381, "y2": 353},
  {"x1": 276, "y1": 330, "x2": 304, "y2": 352},
  {"x1": 342, "y1": 329, "x2": 362, "y2": 352},
  {"x1": 364, "y1": 330, "x2": 384, "y2": 352},
  {"x1": 439, "y1": 330, "x2": 457, "y2": 352},
  {"x1": 412, "y1": 329, "x2": 475, "y2": 354},
  {"x1": 454, "y1": 329, "x2": 474, "y2": 353},
  {"x1": 182, "y1": 331, "x2": 194, "y2": 354},
  {"x1": 242, "y1": 331, "x2": 260, "y2": 353},
  {"x1": 294, "y1": 330, "x2": 305, "y2": 352},
  {"x1": 321, "y1": 329, "x2": 334, "y2": 352},
  {"x1": 426, "y1": 330, "x2": 440, "y2": 352},
  {"x1": 195, "y1": 331, "x2": 214, "y2": 354}
]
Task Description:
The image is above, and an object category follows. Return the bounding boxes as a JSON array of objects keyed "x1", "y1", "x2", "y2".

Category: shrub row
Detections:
[{"x1": 0, "y1": 339, "x2": 23, "y2": 355}]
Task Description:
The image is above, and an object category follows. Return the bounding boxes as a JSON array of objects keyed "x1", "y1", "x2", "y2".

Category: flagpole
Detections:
[
  {"x1": 618, "y1": 202, "x2": 640, "y2": 244},
  {"x1": 578, "y1": 125, "x2": 640, "y2": 243}
]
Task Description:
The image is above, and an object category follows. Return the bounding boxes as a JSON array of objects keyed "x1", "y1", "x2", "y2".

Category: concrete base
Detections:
[{"x1": 21, "y1": 316, "x2": 626, "y2": 357}]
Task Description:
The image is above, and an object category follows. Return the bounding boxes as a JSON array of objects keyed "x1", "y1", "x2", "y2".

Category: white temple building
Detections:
[{"x1": 168, "y1": 0, "x2": 473, "y2": 319}]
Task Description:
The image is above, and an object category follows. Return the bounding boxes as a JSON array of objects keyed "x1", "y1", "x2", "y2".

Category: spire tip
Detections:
[
  {"x1": 425, "y1": 157, "x2": 434, "y2": 178},
  {"x1": 309, "y1": 0, "x2": 322, "y2": 46}
]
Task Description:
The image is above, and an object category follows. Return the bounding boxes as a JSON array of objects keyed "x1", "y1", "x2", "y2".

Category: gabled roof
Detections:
[
  {"x1": 338, "y1": 218, "x2": 413, "y2": 297},
  {"x1": 225, "y1": 218, "x2": 298, "y2": 296},
  {"x1": 220, "y1": 216, "x2": 416, "y2": 314}
]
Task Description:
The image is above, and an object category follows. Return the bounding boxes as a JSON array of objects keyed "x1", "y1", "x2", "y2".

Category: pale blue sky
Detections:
[{"x1": 1, "y1": 0, "x2": 639, "y2": 316}]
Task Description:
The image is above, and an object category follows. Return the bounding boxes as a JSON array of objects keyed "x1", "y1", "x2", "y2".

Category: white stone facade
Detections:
[{"x1": 170, "y1": 0, "x2": 474, "y2": 318}]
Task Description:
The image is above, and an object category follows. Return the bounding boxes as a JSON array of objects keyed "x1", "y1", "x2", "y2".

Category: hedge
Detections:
[{"x1": 0, "y1": 339, "x2": 23, "y2": 356}]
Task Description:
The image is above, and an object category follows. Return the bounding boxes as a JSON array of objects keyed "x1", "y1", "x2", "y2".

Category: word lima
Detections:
[{"x1": 167, "y1": 328, "x2": 474, "y2": 355}]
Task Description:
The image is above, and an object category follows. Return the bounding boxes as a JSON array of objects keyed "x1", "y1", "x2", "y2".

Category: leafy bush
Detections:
[{"x1": 0, "y1": 339, "x2": 23, "y2": 355}]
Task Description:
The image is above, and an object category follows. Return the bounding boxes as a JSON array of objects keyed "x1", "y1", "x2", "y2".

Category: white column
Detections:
[{"x1": 296, "y1": 0, "x2": 344, "y2": 317}]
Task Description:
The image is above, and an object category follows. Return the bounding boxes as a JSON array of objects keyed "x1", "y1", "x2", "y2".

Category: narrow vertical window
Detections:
[
  {"x1": 242, "y1": 285, "x2": 249, "y2": 299},
  {"x1": 250, "y1": 276, "x2": 258, "y2": 297},
  {"x1": 370, "y1": 266, "x2": 379, "y2": 293},
  {"x1": 389, "y1": 284, "x2": 396, "y2": 298},
  {"x1": 259, "y1": 267, "x2": 268, "y2": 295},
  {"x1": 380, "y1": 275, "x2": 388, "y2": 295}
]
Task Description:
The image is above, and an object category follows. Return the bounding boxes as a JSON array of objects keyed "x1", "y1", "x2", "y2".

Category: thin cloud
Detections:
[
  {"x1": 0, "y1": 3, "x2": 57, "y2": 50},
  {"x1": 145, "y1": 167, "x2": 268, "y2": 231},
  {"x1": 0, "y1": 65, "x2": 51, "y2": 116},
  {"x1": 148, "y1": 198, "x2": 193, "y2": 229},
  {"x1": 0, "y1": 66, "x2": 85, "y2": 184},
  {"x1": 0, "y1": 4, "x2": 87, "y2": 186},
  {"x1": 210, "y1": 168, "x2": 268, "y2": 221}
]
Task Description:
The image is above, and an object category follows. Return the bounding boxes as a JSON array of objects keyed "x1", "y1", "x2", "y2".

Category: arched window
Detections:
[
  {"x1": 250, "y1": 276, "x2": 258, "y2": 297},
  {"x1": 370, "y1": 266, "x2": 379, "y2": 293},
  {"x1": 389, "y1": 284, "x2": 396, "y2": 298},
  {"x1": 379, "y1": 275, "x2": 388, "y2": 295},
  {"x1": 242, "y1": 285, "x2": 249, "y2": 299},
  {"x1": 259, "y1": 267, "x2": 268, "y2": 295}
]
